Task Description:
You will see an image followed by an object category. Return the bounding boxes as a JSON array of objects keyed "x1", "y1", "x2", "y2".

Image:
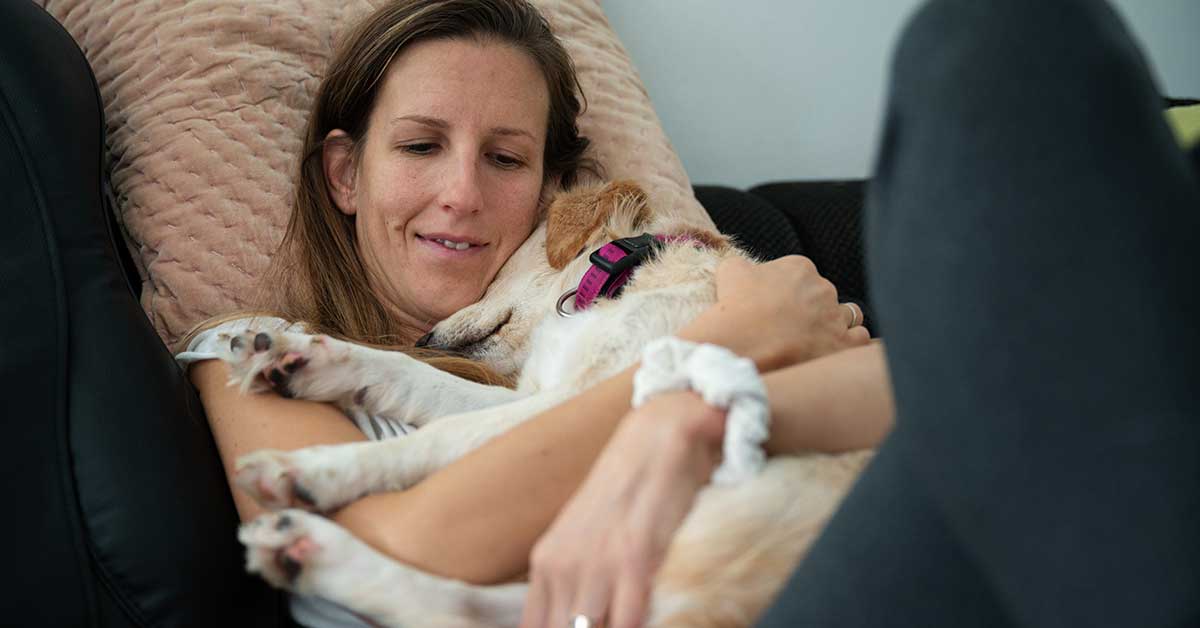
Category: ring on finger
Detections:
[
  {"x1": 571, "y1": 614, "x2": 597, "y2": 628},
  {"x1": 841, "y1": 302, "x2": 862, "y2": 328}
]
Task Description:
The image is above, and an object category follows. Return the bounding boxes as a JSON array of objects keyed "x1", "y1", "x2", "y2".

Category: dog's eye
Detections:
[{"x1": 487, "y1": 311, "x2": 512, "y2": 338}]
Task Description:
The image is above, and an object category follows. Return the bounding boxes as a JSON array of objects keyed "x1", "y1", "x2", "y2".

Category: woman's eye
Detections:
[
  {"x1": 491, "y1": 153, "x2": 524, "y2": 169},
  {"x1": 401, "y1": 143, "x2": 438, "y2": 155}
]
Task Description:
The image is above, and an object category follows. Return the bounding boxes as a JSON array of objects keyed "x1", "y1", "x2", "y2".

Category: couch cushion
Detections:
[
  {"x1": 692, "y1": 184, "x2": 805, "y2": 261},
  {"x1": 750, "y1": 180, "x2": 872, "y2": 329},
  {"x1": 39, "y1": 0, "x2": 709, "y2": 347}
]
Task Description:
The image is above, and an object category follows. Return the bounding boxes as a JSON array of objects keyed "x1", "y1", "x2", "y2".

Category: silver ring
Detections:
[
  {"x1": 570, "y1": 614, "x2": 595, "y2": 628},
  {"x1": 842, "y1": 302, "x2": 861, "y2": 328},
  {"x1": 556, "y1": 288, "x2": 578, "y2": 318}
]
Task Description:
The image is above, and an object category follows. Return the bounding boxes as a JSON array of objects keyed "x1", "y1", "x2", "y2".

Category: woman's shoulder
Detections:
[{"x1": 175, "y1": 315, "x2": 306, "y2": 368}]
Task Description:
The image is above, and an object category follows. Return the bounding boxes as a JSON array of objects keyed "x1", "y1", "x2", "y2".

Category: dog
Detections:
[{"x1": 222, "y1": 181, "x2": 869, "y2": 627}]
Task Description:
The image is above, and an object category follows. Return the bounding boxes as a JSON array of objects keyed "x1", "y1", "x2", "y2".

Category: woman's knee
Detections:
[{"x1": 889, "y1": 0, "x2": 1155, "y2": 110}]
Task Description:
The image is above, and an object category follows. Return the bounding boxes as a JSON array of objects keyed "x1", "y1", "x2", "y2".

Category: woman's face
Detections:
[{"x1": 327, "y1": 38, "x2": 549, "y2": 332}]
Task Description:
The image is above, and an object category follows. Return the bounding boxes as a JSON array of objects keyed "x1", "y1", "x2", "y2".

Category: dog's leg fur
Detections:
[
  {"x1": 240, "y1": 509, "x2": 527, "y2": 628},
  {"x1": 236, "y1": 389, "x2": 574, "y2": 512},
  {"x1": 221, "y1": 329, "x2": 520, "y2": 425}
]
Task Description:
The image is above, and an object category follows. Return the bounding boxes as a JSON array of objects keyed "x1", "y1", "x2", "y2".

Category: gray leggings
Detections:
[{"x1": 759, "y1": 1, "x2": 1200, "y2": 626}]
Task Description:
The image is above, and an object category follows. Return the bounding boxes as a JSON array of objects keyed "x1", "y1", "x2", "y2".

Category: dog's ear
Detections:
[
  {"x1": 545, "y1": 180, "x2": 651, "y2": 269},
  {"x1": 676, "y1": 228, "x2": 732, "y2": 252}
]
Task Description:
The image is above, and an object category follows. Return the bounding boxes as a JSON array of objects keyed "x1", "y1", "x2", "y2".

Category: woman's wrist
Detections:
[
  {"x1": 628, "y1": 391, "x2": 727, "y2": 480},
  {"x1": 675, "y1": 307, "x2": 788, "y2": 372}
]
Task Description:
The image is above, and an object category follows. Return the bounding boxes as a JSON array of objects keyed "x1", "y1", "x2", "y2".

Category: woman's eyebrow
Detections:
[
  {"x1": 390, "y1": 114, "x2": 448, "y2": 129},
  {"x1": 490, "y1": 126, "x2": 536, "y2": 142},
  {"x1": 389, "y1": 115, "x2": 534, "y2": 141}
]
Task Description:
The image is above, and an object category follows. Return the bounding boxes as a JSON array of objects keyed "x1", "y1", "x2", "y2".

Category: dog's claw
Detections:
[
  {"x1": 279, "y1": 553, "x2": 302, "y2": 583},
  {"x1": 293, "y1": 482, "x2": 318, "y2": 508}
]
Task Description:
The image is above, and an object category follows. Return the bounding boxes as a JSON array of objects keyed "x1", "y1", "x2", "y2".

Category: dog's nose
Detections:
[{"x1": 415, "y1": 332, "x2": 434, "y2": 348}]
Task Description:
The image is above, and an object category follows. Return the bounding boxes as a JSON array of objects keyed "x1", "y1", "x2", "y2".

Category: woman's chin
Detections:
[{"x1": 416, "y1": 289, "x2": 483, "y2": 324}]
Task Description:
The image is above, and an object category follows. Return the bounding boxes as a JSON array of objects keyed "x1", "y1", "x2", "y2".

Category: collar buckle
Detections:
[{"x1": 586, "y1": 233, "x2": 661, "y2": 282}]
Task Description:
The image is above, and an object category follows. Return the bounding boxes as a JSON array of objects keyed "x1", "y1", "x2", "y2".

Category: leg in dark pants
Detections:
[{"x1": 759, "y1": 1, "x2": 1200, "y2": 626}]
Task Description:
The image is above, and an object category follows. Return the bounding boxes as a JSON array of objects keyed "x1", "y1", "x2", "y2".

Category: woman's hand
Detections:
[
  {"x1": 680, "y1": 255, "x2": 870, "y2": 372},
  {"x1": 520, "y1": 392, "x2": 726, "y2": 628}
]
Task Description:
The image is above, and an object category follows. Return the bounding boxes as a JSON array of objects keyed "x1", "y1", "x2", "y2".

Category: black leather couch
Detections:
[{"x1": 0, "y1": 3, "x2": 869, "y2": 625}]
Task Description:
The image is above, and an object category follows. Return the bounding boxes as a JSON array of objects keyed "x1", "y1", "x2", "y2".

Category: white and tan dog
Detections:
[{"x1": 223, "y1": 181, "x2": 868, "y2": 627}]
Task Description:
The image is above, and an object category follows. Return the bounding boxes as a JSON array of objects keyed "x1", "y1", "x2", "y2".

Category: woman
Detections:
[
  {"x1": 182, "y1": 0, "x2": 884, "y2": 625},
  {"x1": 529, "y1": 1, "x2": 1200, "y2": 628}
]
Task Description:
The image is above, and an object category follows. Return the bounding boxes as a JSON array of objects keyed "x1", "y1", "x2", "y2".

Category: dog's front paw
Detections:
[
  {"x1": 219, "y1": 330, "x2": 355, "y2": 401},
  {"x1": 236, "y1": 446, "x2": 366, "y2": 513},
  {"x1": 238, "y1": 510, "x2": 354, "y2": 593}
]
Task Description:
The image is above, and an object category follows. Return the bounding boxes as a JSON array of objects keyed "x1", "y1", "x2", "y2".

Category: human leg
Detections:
[
  {"x1": 761, "y1": 0, "x2": 1200, "y2": 625},
  {"x1": 756, "y1": 436, "x2": 1012, "y2": 627}
]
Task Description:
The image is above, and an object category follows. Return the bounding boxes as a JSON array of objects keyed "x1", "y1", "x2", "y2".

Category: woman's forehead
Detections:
[{"x1": 373, "y1": 38, "x2": 550, "y2": 138}]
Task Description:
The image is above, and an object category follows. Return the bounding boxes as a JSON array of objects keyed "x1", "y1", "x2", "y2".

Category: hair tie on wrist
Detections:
[{"x1": 632, "y1": 337, "x2": 769, "y2": 485}]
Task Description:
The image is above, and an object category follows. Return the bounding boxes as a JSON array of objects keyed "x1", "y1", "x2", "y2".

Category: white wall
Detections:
[{"x1": 603, "y1": 1, "x2": 1200, "y2": 188}]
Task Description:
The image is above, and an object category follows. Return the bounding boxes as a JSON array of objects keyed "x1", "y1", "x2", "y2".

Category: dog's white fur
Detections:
[{"x1": 223, "y1": 182, "x2": 869, "y2": 627}]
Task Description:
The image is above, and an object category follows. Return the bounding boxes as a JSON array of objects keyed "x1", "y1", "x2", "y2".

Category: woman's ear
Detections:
[{"x1": 323, "y1": 129, "x2": 357, "y2": 216}]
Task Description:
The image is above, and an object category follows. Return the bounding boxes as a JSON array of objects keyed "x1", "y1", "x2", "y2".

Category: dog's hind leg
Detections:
[
  {"x1": 237, "y1": 389, "x2": 574, "y2": 512},
  {"x1": 241, "y1": 509, "x2": 526, "y2": 628}
]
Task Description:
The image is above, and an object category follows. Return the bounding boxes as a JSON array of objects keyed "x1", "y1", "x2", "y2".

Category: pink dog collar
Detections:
[{"x1": 556, "y1": 233, "x2": 699, "y2": 317}]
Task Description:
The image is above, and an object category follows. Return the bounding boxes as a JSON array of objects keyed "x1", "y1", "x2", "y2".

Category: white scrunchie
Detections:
[{"x1": 632, "y1": 337, "x2": 769, "y2": 485}]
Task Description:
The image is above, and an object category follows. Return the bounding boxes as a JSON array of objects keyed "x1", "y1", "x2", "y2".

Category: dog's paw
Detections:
[
  {"x1": 238, "y1": 509, "x2": 353, "y2": 593},
  {"x1": 236, "y1": 447, "x2": 366, "y2": 513},
  {"x1": 219, "y1": 330, "x2": 354, "y2": 401}
]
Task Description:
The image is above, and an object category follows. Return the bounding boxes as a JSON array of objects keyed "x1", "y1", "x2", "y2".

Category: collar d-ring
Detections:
[{"x1": 556, "y1": 288, "x2": 578, "y2": 318}]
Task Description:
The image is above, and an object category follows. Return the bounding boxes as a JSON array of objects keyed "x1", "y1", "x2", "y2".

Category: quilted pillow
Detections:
[{"x1": 38, "y1": 0, "x2": 709, "y2": 347}]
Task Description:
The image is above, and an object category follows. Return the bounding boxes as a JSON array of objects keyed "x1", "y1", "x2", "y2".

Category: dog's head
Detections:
[{"x1": 422, "y1": 180, "x2": 668, "y2": 377}]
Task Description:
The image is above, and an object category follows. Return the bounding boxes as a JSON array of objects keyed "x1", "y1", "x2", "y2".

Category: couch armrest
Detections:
[{"x1": 0, "y1": 3, "x2": 285, "y2": 625}]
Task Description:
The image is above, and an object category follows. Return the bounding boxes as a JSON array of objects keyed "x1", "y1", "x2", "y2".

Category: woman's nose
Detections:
[{"x1": 438, "y1": 153, "x2": 484, "y2": 214}]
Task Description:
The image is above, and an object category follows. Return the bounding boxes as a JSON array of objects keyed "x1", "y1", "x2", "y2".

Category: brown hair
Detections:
[{"x1": 188, "y1": 0, "x2": 594, "y2": 385}]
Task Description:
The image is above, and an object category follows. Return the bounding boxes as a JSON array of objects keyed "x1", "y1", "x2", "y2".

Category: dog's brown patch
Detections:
[{"x1": 545, "y1": 180, "x2": 651, "y2": 269}]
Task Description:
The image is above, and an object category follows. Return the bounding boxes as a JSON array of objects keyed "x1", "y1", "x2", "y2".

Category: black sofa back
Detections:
[{"x1": 0, "y1": 3, "x2": 283, "y2": 625}]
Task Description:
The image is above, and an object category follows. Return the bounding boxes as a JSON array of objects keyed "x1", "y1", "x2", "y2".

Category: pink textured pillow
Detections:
[{"x1": 39, "y1": 0, "x2": 708, "y2": 347}]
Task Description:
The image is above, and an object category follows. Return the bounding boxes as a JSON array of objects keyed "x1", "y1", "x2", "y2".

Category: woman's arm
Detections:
[
  {"x1": 342, "y1": 341, "x2": 893, "y2": 588},
  {"x1": 336, "y1": 363, "x2": 639, "y2": 584},
  {"x1": 764, "y1": 341, "x2": 894, "y2": 455},
  {"x1": 191, "y1": 359, "x2": 369, "y2": 522}
]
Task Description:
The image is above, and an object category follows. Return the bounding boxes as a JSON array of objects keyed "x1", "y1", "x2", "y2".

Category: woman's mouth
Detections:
[
  {"x1": 417, "y1": 233, "x2": 486, "y2": 254},
  {"x1": 431, "y1": 237, "x2": 472, "y2": 250}
]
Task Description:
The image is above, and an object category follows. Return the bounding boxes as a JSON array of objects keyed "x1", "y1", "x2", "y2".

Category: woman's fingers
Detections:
[
  {"x1": 609, "y1": 570, "x2": 652, "y2": 628},
  {"x1": 692, "y1": 254, "x2": 870, "y2": 370},
  {"x1": 519, "y1": 571, "x2": 550, "y2": 628},
  {"x1": 566, "y1": 570, "x2": 614, "y2": 628}
]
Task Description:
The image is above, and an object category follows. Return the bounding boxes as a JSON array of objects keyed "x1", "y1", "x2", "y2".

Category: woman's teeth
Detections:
[{"x1": 434, "y1": 238, "x2": 472, "y2": 251}]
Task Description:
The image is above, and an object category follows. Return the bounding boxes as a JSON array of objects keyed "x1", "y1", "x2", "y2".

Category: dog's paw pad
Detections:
[
  {"x1": 235, "y1": 447, "x2": 361, "y2": 513},
  {"x1": 239, "y1": 510, "x2": 327, "y2": 590},
  {"x1": 235, "y1": 450, "x2": 319, "y2": 511},
  {"x1": 219, "y1": 330, "x2": 349, "y2": 399}
]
